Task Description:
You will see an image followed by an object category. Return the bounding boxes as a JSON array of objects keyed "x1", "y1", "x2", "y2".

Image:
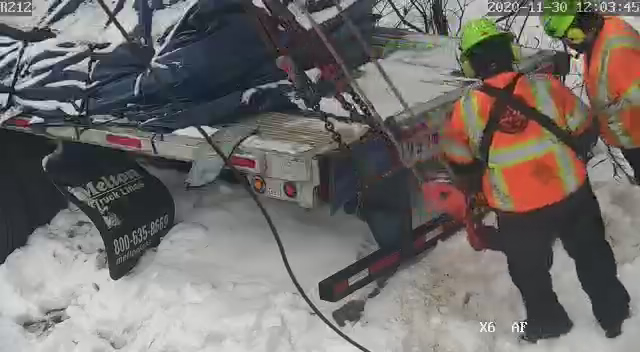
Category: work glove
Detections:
[
  {"x1": 468, "y1": 192, "x2": 489, "y2": 213},
  {"x1": 465, "y1": 220, "x2": 502, "y2": 252},
  {"x1": 421, "y1": 180, "x2": 487, "y2": 251},
  {"x1": 463, "y1": 192, "x2": 487, "y2": 250},
  {"x1": 465, "y1": 222, "x2": 488, "y2": 251},
  {"x1": 464, "y1": 192, "x2": 506, "y2": 252},
  {"x1": 575, "y1": 115, "x2": 600, "y2": 162}
]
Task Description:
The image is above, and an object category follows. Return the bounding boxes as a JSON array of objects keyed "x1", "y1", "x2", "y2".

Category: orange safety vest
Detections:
[
  {"x1": 442, "y1": 72, "x2": 591, "y2": 213},
  {"x1": 584, "y1": 17, "x2": 640, "y2": 148}
]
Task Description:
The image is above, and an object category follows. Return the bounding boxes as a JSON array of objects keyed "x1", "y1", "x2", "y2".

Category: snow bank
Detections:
[
  {"x1": 0, "y1": 167, "x2": 379, "y2": 352},
  {"x1": 2, "y1": 149, "x2": 640, "y2": 352}
]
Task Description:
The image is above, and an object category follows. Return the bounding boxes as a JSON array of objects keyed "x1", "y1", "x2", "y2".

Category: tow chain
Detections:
[
  {"x1": 319, "y1": 107, "x2": 345, "y2": 146},
  {"x1": 84, "y1": 1, "x2": 376, "y2": 350},
  {"x1": 310, "y1": 94, "x2": 368, "y2": 212},
  {"x1": 314, "y1": 61, "x2": 410, "y2": 196},
  {"x1": 252, "y1": 0, "x2": 413, "y2": 211},
  {"x1": 334, "y1": 93, "x2": 361, "y2": 122},
  {"x1": 349, "y1": 90, "x2": 373, "y2": 119},
  {"x1": 305, "y1": 58, "x2": 408, "y2": 218},
  {"x1": 313, "y1": 81, "x2": 411, "y2": 217},
  {"x1": 318, "y1": 63, "x2": 364, "y2": 123}
]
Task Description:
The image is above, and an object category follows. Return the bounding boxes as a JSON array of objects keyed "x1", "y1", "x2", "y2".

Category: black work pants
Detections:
[
  {"x1": 358, "y1": 168, "x2": 413, "y2": 252},
  {"x1": 620, "y1": 147, "x2": 640, "y2": 183},
  {"x1": 496, "y1": 182, "x2": 630, "y2": 330}
]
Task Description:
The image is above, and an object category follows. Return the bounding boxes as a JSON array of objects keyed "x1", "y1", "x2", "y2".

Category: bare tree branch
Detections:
[
  {"x1": 452, "y1": 0, "x2": 472, "y2": 35},
  {"x1": 386, "y1": 0, "x2": 425, "y2": 32},
  {"x1": 407, "y1": 0, "x2": 430, "y2": 32},
  {"x1": 431, "y1": 0, "x2": 449, "y2": 35},
  {"x1": 373, "y1": 0, "x2": 391, "y2": 15}
]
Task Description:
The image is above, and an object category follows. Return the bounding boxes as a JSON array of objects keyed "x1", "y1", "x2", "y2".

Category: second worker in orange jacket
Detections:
[
  {"x1": 442, "y1": 18, "x2": 631, "y2": 343},
  {"x1": 543, "y1": 11, "x2": 640, "y2": 182}
]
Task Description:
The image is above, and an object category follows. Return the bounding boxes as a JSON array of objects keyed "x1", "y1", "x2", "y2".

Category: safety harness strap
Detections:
[{"x1": 476, "y1": 74, "x2": 585, "y2": 166}]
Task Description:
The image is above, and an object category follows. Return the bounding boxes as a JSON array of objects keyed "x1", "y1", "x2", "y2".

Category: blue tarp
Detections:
[{"x1": 0, "y1": 0, "x2": 374, "y2": 132}]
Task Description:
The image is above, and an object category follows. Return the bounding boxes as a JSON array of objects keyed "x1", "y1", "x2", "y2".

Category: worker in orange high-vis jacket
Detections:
[
  {"x1": 542, "y1": 7, "x2": 640, "y2": 182},
  {"x1": 441, "y1": 18, "x2": 630, "y2": 343}
]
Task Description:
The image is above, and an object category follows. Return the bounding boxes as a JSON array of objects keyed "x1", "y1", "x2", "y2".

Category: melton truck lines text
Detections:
[
  {"x1": 88, "y1": 180, "x2": 145, "y2": 213},
  {"x1": 68, "y1": 169, "x2": 143, "y2": 201},
  {"x1": 87, "y1": 181, "x2": 144, "y2": 214},
  {"x1": 67, "y1": 169, "x2": 146, "y2": 214},
  {"x1": 113, "y1": 214, "x2": 170, "y2": 260}
]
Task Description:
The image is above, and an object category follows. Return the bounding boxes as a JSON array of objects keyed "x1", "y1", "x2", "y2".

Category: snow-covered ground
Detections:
[
  {"x1": 2, "y1": 2, "x2": 640, "y2": 352},
  {"x1": 1, "y1": 145, "x2": 640, "y2": 352}
]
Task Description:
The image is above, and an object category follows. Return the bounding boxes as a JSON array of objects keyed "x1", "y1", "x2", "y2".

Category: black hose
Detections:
[
  {"x1": 93, "y1": 0, "x2": 372, "y2": 350},
  {"x1": 195, "y1": 126, "x2": 372, "y2": 352}
]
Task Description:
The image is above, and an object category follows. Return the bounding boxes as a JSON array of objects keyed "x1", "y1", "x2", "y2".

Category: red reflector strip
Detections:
[
  {"x1": 333, "y1": 280, "x2": 349, "y2": 296},
  {"x1": 8, "y1": 118, "x2": 30, "y2": 127},
  {"x1": 413, "y1": 237, "x2": 428, "y2": 251},
  {"x1": 369, "y1": 252, "x2": 401, "y2": 275},
  {"x1": 105, "y1": 134, "x2": 142, "y2": 149},
  {"x1": 230, "y1": 156, "x2": 256, "y2": 169}
]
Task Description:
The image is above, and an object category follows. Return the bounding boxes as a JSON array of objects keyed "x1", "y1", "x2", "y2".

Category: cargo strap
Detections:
[{"x1": 476, "y1": 73, "x2": 585, "y2": 166}]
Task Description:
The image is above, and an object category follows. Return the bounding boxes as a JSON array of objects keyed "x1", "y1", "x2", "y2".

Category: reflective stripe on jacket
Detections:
[
  {"x1": 442, "y1": 72, "x2": 591, "y2": 213},
  {"x1": 584, "y1": 17, "x2": 640, "y2": 148}
]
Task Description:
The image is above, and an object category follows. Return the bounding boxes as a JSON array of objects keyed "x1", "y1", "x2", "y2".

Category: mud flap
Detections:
[{"x1": 43, "y1": 142, "x2": 175, "y2": 280}]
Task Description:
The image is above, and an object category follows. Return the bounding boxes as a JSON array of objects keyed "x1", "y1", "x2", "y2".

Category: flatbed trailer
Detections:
[{"x1": 0, "y1": 27, "x2": 570, "y2": 298}]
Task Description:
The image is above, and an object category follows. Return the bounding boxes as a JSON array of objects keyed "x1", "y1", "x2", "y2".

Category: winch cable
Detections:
[
  {"x1": 290, "y1": 0, "x2": 457, "y2": 261},
  {"x1": 328, "y1": 0, "x2": 417, "y2": 122},
  {"x1": 296, "y1": 3, "x2": 426, "y2": 184},
  {"x1": 92, "y1": 0, "x2": 372, "y2": 350},
  {"x1": 292, "y1": 0, "x2": 466, "y2": 231}
]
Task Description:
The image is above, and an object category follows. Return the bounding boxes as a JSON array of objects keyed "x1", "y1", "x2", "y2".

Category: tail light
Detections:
[
  {"x1": 253, "y1": 176, "x2": 266, "y2": 193},
  {"x1": 283, "y1": 182, "x2": 297, "y2": 198},
  {"x1": 8, "y1": 118, "x2": 30, "y2": 127},
  {"x1": 230, "y1": 155, "x2": 257, "y2": 170}
]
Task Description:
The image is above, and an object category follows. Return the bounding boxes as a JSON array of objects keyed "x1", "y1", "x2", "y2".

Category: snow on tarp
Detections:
[
  {"x1": 0, "y1": 0, "x2": 375, "y2": 132},
  {"x1": 288, "y1": 0, "x2": 357, "y2": 29},
  {"x1": 354, "y1": 32, "x2": 543, "y2": 119}
]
